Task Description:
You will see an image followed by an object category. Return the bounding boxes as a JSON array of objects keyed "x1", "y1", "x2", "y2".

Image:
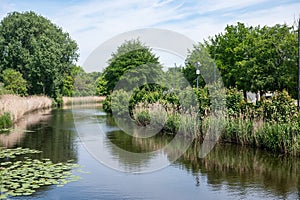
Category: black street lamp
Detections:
[{"x1": 195, "y1": 61, "x2": 200, "y2": 89}]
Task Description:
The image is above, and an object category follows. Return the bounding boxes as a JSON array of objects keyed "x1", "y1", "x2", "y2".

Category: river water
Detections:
[{"x1": 1, "y1": 106, "x2": 299, "y2": 200}]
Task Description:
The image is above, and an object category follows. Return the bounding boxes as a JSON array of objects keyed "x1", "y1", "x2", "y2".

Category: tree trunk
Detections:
[{"x1": 243, "y1": 90, "x2": 247, "y2": 101}]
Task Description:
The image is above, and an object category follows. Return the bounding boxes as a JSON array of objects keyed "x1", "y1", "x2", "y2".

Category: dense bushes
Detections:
[
  {"x1": 1, "y1": 69, "x2": 27, "y2": 96},
  {"x1": 0, "y1": 112, "x2": 12, "y2": 130},
  {"x1": 105, "y1": 85, "x2": 300, "y2": 155},
  {"x1": 221, "y1": 89, "x2": 300, "y2": 155}
]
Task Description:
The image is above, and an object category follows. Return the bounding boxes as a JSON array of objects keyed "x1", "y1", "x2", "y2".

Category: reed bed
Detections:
[
  {"x1": 0, "y1": 94, "x2": 52, "y2": 122},
  {"x1": 62, "y1": 96, "x2": 106, "y2": 106},
  {"x1": 0, "y1": 109, "x2": 52, "y2": 147},
  {"x1": 132, "y1": 101, "x2": 300, "y2": 155},
  {"x1": 132, "y1": 102, "x2": 200, "y2": 137}
]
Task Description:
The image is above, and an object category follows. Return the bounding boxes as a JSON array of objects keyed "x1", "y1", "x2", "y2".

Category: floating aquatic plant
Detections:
[{"x1": 0, "y1": 147, "x2": 81, "y2": 199}]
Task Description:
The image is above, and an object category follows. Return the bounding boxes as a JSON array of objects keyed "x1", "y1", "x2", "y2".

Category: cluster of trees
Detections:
[
  {"x1": 71, "y1": 67, "x2": 101, "y2": 96},
  {"x1": 204, "y1": 22, "x2": 298, "y2": 98},
  {"x1": 99, "y1": 22, "x2": 298, "y2": 104},
  {"x1": 1, "y1": 10, "x2": 296, "y2": 103},
  {"x1": 0, "y1": 11, "x2": 79, "y2": 100}
]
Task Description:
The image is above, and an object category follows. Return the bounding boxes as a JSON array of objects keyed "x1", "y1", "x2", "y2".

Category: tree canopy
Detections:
[
  {"x1": 205, "y1": 22, "x2": 297, "y2": 97},
  {"x1": 97, "y1": 39, "x2": 162, "y2": 95},
  {"x1": 0, "y1": 11, "x2": 79, "y2": 98}
]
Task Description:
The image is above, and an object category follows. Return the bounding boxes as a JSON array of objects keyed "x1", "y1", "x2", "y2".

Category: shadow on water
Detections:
[
  {"x1": 176, "y1": 143, "x2": 300, "y2": 198},
  {"x1": 102, "y1": 113, "x2": 300, "y2": 198},
  {"x1": 0, "y1": 108, "x2": 78, "y2": 163},
  {"x1": 0, "y1": 109, "x2": 52, "y2": 148}
]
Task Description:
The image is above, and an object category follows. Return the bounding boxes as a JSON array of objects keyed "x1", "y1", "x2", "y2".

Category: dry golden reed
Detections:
[
  {"x1": 0, "y1": 94, "x2": 52, "y2": 122},
  {"x1": 62, "y1": 96, "x2": 106, "y2": 106}
]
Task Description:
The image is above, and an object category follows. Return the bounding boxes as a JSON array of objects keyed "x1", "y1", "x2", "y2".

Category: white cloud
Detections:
[
  {"x1": 0, "y1": 0, "x2": 299, "y2": 72},
  {"x1": 235, "y1": 2, "x2": 300, "y2": 26},
  {"x1": 196, "y1": 0, "x2": 271, "y2": 13}
]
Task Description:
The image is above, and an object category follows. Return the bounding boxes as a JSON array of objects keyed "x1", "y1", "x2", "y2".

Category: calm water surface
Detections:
[{"x1": 1, "y1": 106, "x2": 300, "y2": 200}]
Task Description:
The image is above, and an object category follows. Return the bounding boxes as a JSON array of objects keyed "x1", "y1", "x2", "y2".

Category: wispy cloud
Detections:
[{"x1": 0, "y1": 0, "x2": 299, "y2": 70}]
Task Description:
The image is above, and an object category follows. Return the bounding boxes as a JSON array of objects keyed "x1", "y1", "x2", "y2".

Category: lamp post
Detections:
[{"x1": 195, "y1": 61, "x2": 200, "y2": 89}]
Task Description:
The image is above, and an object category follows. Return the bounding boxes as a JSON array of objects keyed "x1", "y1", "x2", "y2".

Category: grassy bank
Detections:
[
  {"x1": 0, "y1": 95, "x2": 52, "y2": 129},
  {"x1": 109, "y1": 87, "x2": 300, "y2": 156},
  {"x1": 132, "y1": 105, "x2": 300, "y2": 155},
  {"x1": 0, "y1": 95, "x2": 106, "y2": 130}
]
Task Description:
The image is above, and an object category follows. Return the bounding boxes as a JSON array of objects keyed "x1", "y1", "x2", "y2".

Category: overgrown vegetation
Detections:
[
  {"x1": 99, "y1": 26, "x2": 300, "y2": 155},
  {"x1": 1, "y1": 69, "x2": 27, "y2": 96},
  {"x1": 0, "y1": 95, "x2": 52, "y2": 124},
  {"x1": 107, "y1": 84, "x2": 300, "y2": 155}
]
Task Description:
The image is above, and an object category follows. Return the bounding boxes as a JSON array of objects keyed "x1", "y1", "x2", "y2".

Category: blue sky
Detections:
[{"x1": 0, "y1": 0, "x2": 299, "y2": 71}]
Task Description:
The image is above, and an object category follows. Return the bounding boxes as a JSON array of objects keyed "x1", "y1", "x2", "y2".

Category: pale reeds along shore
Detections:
[
  {"x1": 0, "y1": 94, "x2": 53, "y2": 123},
  {"x1": 0, "y1": 109, "x2": 52, "y2": 148},
  {"x1": 62, "y1": 96, "x2": 106, "y2": 106},
  {"x1": 0, "y1": 95, "x2": 106, "y2": 130}
]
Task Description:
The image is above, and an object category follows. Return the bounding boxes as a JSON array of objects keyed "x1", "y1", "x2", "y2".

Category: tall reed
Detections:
[
  {"x1": 62, "y1": 96, "x2": 105, "y2": 106},
  {"x1": 0, "y1": 95, "x2": 52, "y2": 123},
  {"x1": 132, "y1": 102, "x2": 200, "y2": 137}
]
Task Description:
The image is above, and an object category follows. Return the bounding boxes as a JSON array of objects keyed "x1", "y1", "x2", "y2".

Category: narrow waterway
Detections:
[{"x1": 2, "y1": 106, "x2": 299, "y2": 200}]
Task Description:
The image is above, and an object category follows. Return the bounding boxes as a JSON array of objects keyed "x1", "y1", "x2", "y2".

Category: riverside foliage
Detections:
[
  {"x1": 105, "y1": 86, "x2": 300, "y2": 155},
  {"x1": 0, "y1": 11, "x2": 79, "y2": 99},
  {"x1": 0, "y1": 95, "x2": 52, "y2": 130}
]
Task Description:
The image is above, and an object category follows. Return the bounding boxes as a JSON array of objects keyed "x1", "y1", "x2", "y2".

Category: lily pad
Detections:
[{"x1": 0, "y1": 147, "x2": 84, "y2": 198}]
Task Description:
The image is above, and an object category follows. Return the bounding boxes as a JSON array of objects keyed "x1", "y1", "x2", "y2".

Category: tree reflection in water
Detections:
[{"x1": 106, "y1": 119, "x2": 300, "y2": 198}]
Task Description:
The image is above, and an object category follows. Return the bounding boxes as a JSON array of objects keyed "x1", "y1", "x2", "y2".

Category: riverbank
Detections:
[
  {"x1": 0, "y1": 95, "x2": 106, "y2": 130},
  {"x1": 62, "y1": 96, "x2": 105, "y2": 106},
  {"x1": 106, "y1": 88, "x2": 300, "y2": 156},
  {"x1": 0, "y1": 95, "x2": 52, "y2": 128}
]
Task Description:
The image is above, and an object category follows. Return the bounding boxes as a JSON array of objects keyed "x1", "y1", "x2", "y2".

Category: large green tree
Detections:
[
  {"x1": 205, "y1": 22, "x2": 297, "y2": 98},
  {"x1": 0, "y1": 11, "x2": 78, "y2": 98},
  {"x1": 98, "y1": 39, "x2": 162, "y2": 95}
]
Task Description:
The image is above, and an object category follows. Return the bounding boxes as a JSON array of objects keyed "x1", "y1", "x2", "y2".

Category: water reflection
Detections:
[
  {"x1": 1, "y1": 106, "x2": 299, "y2": 199},
  {"x1": 105, "y1": 121, "x2": 300, "y2": 198},
  {"x1": 0, "y1": 108, "x2": 78, "y2": 163},
  {"x1": 98, "y1": 114, "x2": 193, "y2": 173},
  {"x1": 177, "y1": 143, "x2": 300, "y2": 198},
  {"x1": 0, "y1": 109, "x2": 52, "y2": 148}
]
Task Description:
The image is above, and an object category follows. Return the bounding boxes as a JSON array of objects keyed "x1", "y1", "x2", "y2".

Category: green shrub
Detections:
[
  {"x1": 223, "y1": 118, "x2": 254, "y2": 145},
  {"x1": 164, "y1": 113, "x2": 180, "y2": 133},
  {"x1": 225, "y1": 88, "x2": 244, "y2": 117},
  {"x1": 1, "y1": 69, "x2": 27, "y2": 96},
  {"x1": 194, "y1": 87, "x2": 210, "y2": 117},
  {"x1": 262, "y1": 90, "x2": 297, "y2": 123},
  {"x1": 135, "y1": 110, "x2": 151, "y2": 126},
  {"x1": 257, "y1": 121, "x2": 300, "y2": 155},
  {"x1": 110, "y1": 89, "x2": 131, "y2": 117},
  {"x1": 103, "y1": 95, "x2": 112, "y2": 113},
  {"x1": 0, "y1": 112, "x2": 12, "y2": 130}
]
